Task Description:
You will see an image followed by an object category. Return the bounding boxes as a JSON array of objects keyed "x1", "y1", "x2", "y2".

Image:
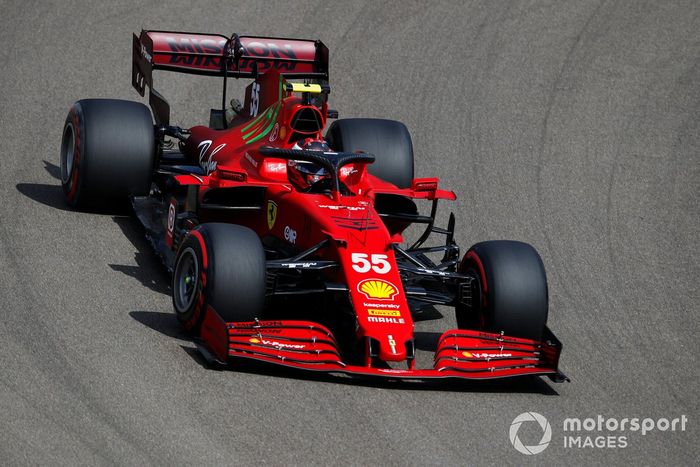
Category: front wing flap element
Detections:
[
  {"x1": 432, "y1": 327, "x2": 566, "y2": 380},
  {"x1": 227, "y1": 321, "x2": 346, "y2": 368},
  {"x1": 201, "y1": 315, "x2": 566, "y2": 381}
]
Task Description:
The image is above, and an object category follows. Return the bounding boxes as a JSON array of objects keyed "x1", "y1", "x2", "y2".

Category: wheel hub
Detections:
[
  {"x1": 60, "y1": 123, "x2": 75, "y2": 184},
  {"x1": 174, "y1": 247, "x2": 199, "y2": 312}
]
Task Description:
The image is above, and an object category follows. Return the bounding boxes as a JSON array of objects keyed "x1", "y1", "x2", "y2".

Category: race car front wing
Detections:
[{"x1": 197, "y1": 308, "x2": 568, "y2": 382}]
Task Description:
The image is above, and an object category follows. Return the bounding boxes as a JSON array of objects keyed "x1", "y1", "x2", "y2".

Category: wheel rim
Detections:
[
  {"x1": 60, "y1": 123, "x2": 75, "y2": 184},
  {"x1": 173, "y1": 247, "x2": 199, "y2": 313}
]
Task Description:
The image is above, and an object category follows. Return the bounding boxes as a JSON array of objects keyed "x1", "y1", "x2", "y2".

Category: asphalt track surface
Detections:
[{"x1": 1, "y1": 1, "x2": 698, "y2": 465}]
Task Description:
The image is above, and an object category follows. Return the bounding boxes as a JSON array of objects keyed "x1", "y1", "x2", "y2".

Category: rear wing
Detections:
[{"x1": 132, "y1": 30, "x2": 329, "y2": 124}]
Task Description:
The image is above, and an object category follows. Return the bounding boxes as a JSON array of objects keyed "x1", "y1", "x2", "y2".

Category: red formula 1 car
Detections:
[{"x1": 60, "y1": 30, "x2": 567, "y2": 382}]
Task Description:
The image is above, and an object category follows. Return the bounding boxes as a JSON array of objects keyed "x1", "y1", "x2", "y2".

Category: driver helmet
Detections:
[{"x1": 288, "y1": 138, "x2": 332, "y2": 190}]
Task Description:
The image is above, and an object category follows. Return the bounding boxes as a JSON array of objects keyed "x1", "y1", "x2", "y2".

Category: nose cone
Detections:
[
  {"x1": 330, "y1": 207, "x2": 415, "y2": 365},
  {"x1": 377, "y1": 334, "x2": 407, "y2": 361}
]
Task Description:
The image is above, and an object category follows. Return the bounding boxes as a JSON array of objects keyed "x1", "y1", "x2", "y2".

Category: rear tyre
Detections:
[
  {"x1": 60, "y1": 99, "x2": 155, "y2": 208},
  {"x1": 172, "y1": 223, "x2": 266, "y2": 332},
  {"x1": 456, "y1": 240, "x2": 548, "y2": 340},
  {"x1": 326, "y1": 118, "x2": 414, "y2": 188}
]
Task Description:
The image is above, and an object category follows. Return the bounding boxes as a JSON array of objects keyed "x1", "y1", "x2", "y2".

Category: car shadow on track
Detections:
[
  {"x1": 129, "y1": 310, "x2": 188, "y2": 341},
  {"x1": 109, "y1": 216, "x2": 171, "y2": 295},
  {"x1": 414, "y1": 331, "x2": 442, "y2": 351},
  {"x1": 16, "y1": 182, "x2": 73, "y2": 211},
  {"x1": 14, "y1": 159, "x2": 68, "y2": 210},
  {"x1": 16, "y1": 183, "x2": 133, "y2": 215},
  {"x1": 18, "y1": 160, "x2": 134, "y2": 214},
  {"x1": 43, "y1": 160, "x2": 61, "y2": 179}
]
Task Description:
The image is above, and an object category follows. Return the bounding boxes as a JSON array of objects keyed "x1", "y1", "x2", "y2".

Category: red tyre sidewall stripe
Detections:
[
  {"x1": 190, "y1": 230, "x2": 208, "y2": 270},
  {"x1": 465, "y1": 251, "x2": 488, "y2": 306},
  {"x1": 187, "y1": 229, "x2": 209, "y2": 331},
  {"x1": 66, "y1": 107, "x2": 82, "y2": 202}
]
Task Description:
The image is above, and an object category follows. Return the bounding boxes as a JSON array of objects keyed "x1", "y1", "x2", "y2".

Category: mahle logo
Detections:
[{"x1": 509, "y1": 412, "x2": 552, "y2": 455}]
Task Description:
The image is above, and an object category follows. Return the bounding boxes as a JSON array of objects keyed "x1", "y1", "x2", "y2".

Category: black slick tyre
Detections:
[
  {"x1": 172, "y1": 223, "x2": 266, "y2": 332},
  {"x1": 60, "y1": 99, "x2": 155, "y2": 208},
  {"x1": 456, "y1": 240, "x2": 549, "y2": 340}
]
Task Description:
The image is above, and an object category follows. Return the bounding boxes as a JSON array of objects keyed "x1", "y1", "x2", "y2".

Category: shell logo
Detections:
[
  {"x1": 462, "y1": 351, "x2": 473, "y2": 358},
  {"x1": 249, "y1": 338, "x2": 260, "y2": 344},
  {"x1": 357, "y1": 279, "x2": 398, "y2": 300}
]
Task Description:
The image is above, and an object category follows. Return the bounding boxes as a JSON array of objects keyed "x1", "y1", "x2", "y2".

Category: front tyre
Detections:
[
  {"x1": 60, "y1": 99, "x2": 155, "y2": 208},
  {"x1": 172, "y1": 223, "x2": 266, "y2": 332},
  {"x1": 456, "y1": 240, "x2": 549, "y2": 340}
]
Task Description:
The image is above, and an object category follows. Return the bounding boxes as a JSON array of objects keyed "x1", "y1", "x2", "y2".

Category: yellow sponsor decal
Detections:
[
  {"x1": 462, "y1": 351, "x2": 473, "y2": 358},
  {"x1": 367, "y1": 309, "x2": 401, "y2": 317},
  {"x1": 267, "y1": 200, "x2": 277, "y2": 229},
  {"x1": 357, "y1": 279, "x2": 398, "y2": 300},
  {"x1": 249, "y1": 338, "x2": 260, "y2": 344},
  {"x1": 288, "y1": 82, "x2": 323, "y2": 94}
]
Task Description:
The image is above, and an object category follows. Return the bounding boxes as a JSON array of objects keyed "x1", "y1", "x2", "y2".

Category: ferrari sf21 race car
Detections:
[{"x1": 60, "y1": 30, "x2": 567, "y2": 382}]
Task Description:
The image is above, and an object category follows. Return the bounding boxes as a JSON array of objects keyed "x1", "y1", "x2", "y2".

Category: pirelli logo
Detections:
[{"x1": 367, "y1": 309, "x2": 401, "y2": 317}]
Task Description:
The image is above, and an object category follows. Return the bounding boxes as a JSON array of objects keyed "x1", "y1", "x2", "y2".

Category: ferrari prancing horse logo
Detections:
[{"x1": 267, "y1": 201, "x2": 277, "y2": 229}]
